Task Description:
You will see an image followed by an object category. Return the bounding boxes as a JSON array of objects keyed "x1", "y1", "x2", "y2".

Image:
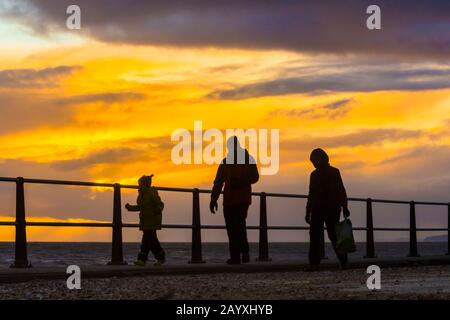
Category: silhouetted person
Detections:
[
  {"x1": 126, "y1": 174, "x2": 166, "y2": 266},
  {"x1": 306, "y1": 148, "x2": 350, "y2": 271},
  {"x1": 210, "y1": 136, "x2": 259, "y2": 265}
]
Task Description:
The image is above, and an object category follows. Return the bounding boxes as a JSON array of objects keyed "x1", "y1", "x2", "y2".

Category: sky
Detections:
[{"x1": 0, "y1": 0, "x2": 449, "y2": 243}]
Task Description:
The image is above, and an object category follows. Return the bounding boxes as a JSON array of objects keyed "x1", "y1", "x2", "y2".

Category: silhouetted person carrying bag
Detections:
[
  {"x1": 210, "y1": 136, "x2": 259, "y2": 265},
  {"x1": 126, "y1": 174, "x2": 166, "y2": 266},
  {"x1": 306, "y1": 148, "x2": 350, "y2": 271}
]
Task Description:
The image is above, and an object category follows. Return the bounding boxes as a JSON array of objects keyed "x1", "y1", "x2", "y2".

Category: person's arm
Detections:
[
  {"x1": 125, "y1": 195, "x2": 141, "y2": 212},
  {"x1": 154, "y1": 189, "x2": 164, "y2": 213},
  {"x1": 126, "y1": 205, "x2": 140, "y2": 211},
  {"x1": 210, "y1": 163, "x2": 225, "y2": 213},
  {"x1": 305, "y1": 172, "x2": 314, "y2": 224},
  {"x1": 157, "y1": 194, "x2": 164, "y2": 212},
  {"x1": 337, "y1": 170, "x2": 350, "y2": 217},
  {"x1": 125, "y1": 203, "x2": 140, "y2": 212}
]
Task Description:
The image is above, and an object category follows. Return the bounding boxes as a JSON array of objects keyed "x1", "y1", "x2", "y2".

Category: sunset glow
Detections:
[{"x1": 0, "y1": 1, "x2": 449, "y2": 241}]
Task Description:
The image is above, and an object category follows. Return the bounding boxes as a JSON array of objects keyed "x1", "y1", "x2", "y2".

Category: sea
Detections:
[{"x1": 0, "y1": 242, "x2": 448, "y2": 267}]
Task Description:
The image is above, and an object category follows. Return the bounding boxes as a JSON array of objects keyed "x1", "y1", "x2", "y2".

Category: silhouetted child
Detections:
[
  {"x1": 125, "y1": 174, "x2": 165, "y2": 266},
  {"x1": 306, "y1": 148, "x2": 350, "y2": 271}
]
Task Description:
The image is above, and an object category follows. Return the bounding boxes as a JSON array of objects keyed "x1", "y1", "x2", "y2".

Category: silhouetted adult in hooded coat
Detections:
[
  {"x1": 306, "y1": 148, "x2": 350, "y2": 270},
  {"x1": 210, "y1": 136, "x2": 259, "y2": 264}
]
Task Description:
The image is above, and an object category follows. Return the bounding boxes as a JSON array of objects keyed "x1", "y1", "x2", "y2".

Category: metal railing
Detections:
[{"x1": 0, "y1": 176, "x2": 449, "y2": 268}]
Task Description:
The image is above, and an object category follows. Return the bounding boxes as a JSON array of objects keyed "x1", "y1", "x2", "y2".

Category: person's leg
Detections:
[
  {"x1": 235, "y1": 204, "x2": 250, "y2": 263},
  {"x1": 148, "y1": 230, "x2": 165, "y2": 262},
  {"x1": 237, "y1": 205, "x2": 250, "y2": 262},
  {"x1": 223, "y1": 205, "x2": 240, "y2": 262},
  {"x1": 308, "y1": 212, "x2": 324, "y2": 268},
  {"x1": 325, "y1": 211, "x2": 348, "y2": 267},
  {"x1": 137, "y1": 230, "x2": 151, "y2": 262}
]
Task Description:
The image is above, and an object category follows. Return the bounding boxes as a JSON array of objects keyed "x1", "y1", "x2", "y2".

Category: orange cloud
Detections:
[{"x1": 0, "y1": 39, "x2": 449, "y2": 242}]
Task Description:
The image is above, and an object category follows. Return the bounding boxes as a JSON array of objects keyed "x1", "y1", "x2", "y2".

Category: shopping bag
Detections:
[{"x1": 335, "y1": 218, "x2": 356, "y2": 254}]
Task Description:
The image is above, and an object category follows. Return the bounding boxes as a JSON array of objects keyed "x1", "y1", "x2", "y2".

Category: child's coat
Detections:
[{"x1": 135, "y1": 187, "x2": 164, "y2": 230}]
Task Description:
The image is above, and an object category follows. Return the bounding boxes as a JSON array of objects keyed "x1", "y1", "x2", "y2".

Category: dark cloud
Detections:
[
  {"x1": 371, "y1": 145, "x2": 450, "y2": 201},
  {"x1": 55, "y1": 92, "x2": 146, "y2": 105},
  {"x1": 0, "y1": 158, "x2": 114, "y2": 221},
  {"x1": 3, "y1": 0, "x2": 449, "y2": 59},
  {"x1": 51, "y1": 136, "x2": 172, "y2": 171},
  {"x1": 206, "y1": 64, "x2": 246, "y2": 74},
  {"x1": 284, "y1": 128, "x2": 423, "y2": 151},
  {"x1": 271, "y1": 98, "x2": 354, "y2": 120},
  {"x1": 0, "y1": 89, "x2": 145, "y2": 134},
  {"x1": 208, "y1": 66, "x2": 450, "y2": 99},
  {"x1": 0, "y1": 66, "x2": 81, "y2": 88},
  {"x1": 0, "y1": 92, "x2": 74, "y2": 134},
  {"x1": 125, "y1": 136, "x2": 174, "y2": 150},
  {"x1": 380, "y1": 145, "x2": 450, "y2": 166},
  {"x1": 323, "y1": 99, "x2": 352, "y2": 110},
  {"x1": 52, "y1": 148, "x2": 149, "y2": 171},
  {"x1": 318, "y1": 128, "x2": 423, "y2": 148},
  {"x1": 429, "y1": 119, "x2": 450, "y2": 141},
  {"x1": 0, "y1": 158, "x2": 88, "y2": 182}
]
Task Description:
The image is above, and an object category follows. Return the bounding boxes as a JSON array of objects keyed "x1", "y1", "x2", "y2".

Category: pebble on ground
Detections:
[{"x1": 0, "y1": 265, "x2": 449, "y2": 300}]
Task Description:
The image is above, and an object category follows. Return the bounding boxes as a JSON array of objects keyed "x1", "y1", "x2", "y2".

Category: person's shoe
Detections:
[
  {"x1": 153, "y1": 260, "x2": 164, "y2": 267},
  {"x1": 134, "y1": 259, "x2": 146, "y2": 267},
  {"x1": 242, "y1": 253, "x2": 250, "y2": 263},
  {"x1": 155, "y1": 251, "x2": 166, "y2": 264},
  {"x1": 226, "y1": 259, "x2": 240, "y2": 265},
  {"x1": 305, "y1": 265, "x2": 319, "y2": 272}
]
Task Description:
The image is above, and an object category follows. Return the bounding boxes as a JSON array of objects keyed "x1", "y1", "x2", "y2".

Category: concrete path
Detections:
[{"x1": 1, "y1": 255, "x2": 449, "y2": 283}]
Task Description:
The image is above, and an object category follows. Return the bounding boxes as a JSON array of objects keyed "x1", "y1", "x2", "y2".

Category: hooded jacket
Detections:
[
  {"x1": 211, "y1": 149, "x2": 259, "y2": 206},
  {"x1": 306, "y1": 164, "x2": 348, "y2": 214},
  {"x1": 128, "y1": 186, "x2": 164, "y2": 230}
]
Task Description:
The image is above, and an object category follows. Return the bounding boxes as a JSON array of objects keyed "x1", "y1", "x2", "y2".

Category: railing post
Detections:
[
  {"x1": 189, "y1": 188, "x2": 205, "y2": 263},
  {"x1": 257, "y1": 192, "x2": 271, "y2": 261},
  {"x1": 320, "y1": 224, "x2": 327, "y2": 259},
  {"x1": 447, "y1": 203, "x2": 450, "y2": 256},
  {"x1": 408, "y1": 201, "x2": 419, "y2": 257},
  {"x1": 108, "y1": 183, "x2": 126, "y2": 265},
  {"x1": 11, "y1": 177, "x2": 30, "y2": 268},
  {"x1": 364, "y1": 198, "x2": 376, "y2": 258}
]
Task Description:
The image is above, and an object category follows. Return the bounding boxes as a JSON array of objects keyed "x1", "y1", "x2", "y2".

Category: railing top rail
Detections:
[
  {"x1": 0, "y1": 176, "x2": 448, "y2": 206},
  {"x1": 121, "y1": 184, "x2": 195, "y2": 193}
]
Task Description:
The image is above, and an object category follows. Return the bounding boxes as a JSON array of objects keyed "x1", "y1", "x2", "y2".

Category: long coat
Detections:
[
  {"x1": 211, "y1": 150, "x2": 259, "y2": 206},
  {"x1": 306, "y1": 165, "x2": 348, "y2": 215}
]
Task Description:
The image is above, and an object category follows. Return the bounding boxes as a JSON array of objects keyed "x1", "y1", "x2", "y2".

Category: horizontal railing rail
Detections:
[
  {"x1": 0, "y1": 176, "x2": 449, "y2": 267},
  {"x1": 1, "y1": 176, "x2": 449, "y2": 205}
]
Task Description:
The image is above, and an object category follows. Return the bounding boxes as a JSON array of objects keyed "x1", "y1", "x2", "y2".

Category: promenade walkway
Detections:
[{"x1": 1, "y1": 255, "x2": 449, "y2": 283}]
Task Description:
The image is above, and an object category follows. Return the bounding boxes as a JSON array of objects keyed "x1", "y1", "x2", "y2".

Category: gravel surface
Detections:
[{"x1": 0, "y1": 265, "x2": 449, "y2": 300}]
